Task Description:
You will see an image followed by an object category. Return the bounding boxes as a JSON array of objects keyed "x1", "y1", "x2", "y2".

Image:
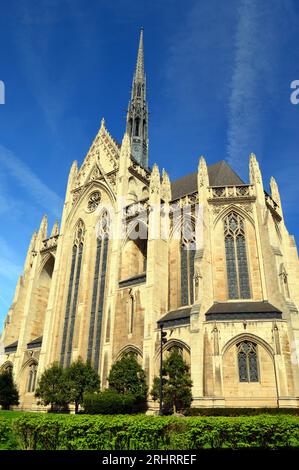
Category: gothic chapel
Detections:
[{"x1": 1, "y1": 30, "x2": 299, "y2": 410}]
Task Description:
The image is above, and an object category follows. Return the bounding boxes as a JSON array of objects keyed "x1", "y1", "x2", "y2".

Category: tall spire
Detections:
[
  {"x1": 126, "y1": 28, "x2": 149, "y2": 169},
  {"x1": 135, "y1": 27, "x2": 144, "y2": 81}
]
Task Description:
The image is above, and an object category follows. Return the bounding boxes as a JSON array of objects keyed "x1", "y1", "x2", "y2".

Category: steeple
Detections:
[
  {"x1": 135, "y1": 27, "x2": 145, "y2": 80},
  {"x1": 126, "y1": 28, "x2": 149, "y2": 169}
]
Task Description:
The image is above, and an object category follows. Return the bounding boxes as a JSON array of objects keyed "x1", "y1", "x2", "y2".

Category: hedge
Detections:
[
  {"x1": 7, "y1": 414, "x2": 299, "y2": 450},
  {"x1": 83, "y1": 390, "x2": 135, "y2": 414},
  {"x1": 185, "y1": 407, "x2": 299, "y2": 417},
  {"x1": 0, "y1": 417, "x2": 18, "y2": 450}
]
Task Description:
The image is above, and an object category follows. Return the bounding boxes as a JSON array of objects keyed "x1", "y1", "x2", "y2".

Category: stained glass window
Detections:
[
  {"x1": 224, "y1": 212, "x2": 251, "y2": 299},
  {"x1": 180, "y1": 244, "x2": 189, "y2": 306},
  {"x1": 94, "y1": 235, "x2": 109, "y2": 371},
  {"x1": 61, "y1": 221, "x2": 85, "y2": 367},
  {"x1": 66, "y1": 242, "x2": 83, "y2": 367},
  {"x1": 180, "y1": 239, "x2": 196, "y2": 307},
  {"x1": 88, "y1": 212, "x2": 110, "y2": 370},
  {"x1": 87, "y1": 238, "x2": 102, "y2": 363},
  {"x1": 237, "y1": 341, "x2": 259, "y2": 382}
]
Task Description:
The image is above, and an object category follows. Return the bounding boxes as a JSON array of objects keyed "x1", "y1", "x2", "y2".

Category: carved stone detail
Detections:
[
  {"x1": 89, "y1": 165, "x2": 102, "y2": 182},
  {"x1": 208, "y1": 185, "x2": 255, "y2": 200},
  {"x1": 40, "y1": 235, "x2": 59, "y2": 254},
  {"x1": 87, "y1": 191, "x2": 101, "y2": 213},
  {"x1": 72, "y1": 188, "x2": 83, "y2": 205}
]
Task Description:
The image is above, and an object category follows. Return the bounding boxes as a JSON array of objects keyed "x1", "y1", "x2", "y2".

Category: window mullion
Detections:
[{"x1": 234, "y1": 232, "x2": 241, "y2": 298}]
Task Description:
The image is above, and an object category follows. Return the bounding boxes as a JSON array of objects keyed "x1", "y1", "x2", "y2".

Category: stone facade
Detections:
[{"x1": 1, "y1": 31, "x2": 299, "y2": 410}]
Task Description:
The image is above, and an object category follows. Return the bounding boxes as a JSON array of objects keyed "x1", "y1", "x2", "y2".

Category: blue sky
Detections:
[{"x1": 0, "y1": 0, "x2": 299, "y2": 329}]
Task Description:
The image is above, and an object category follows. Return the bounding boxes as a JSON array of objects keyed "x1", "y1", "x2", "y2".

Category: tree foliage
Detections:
[
  {"x1": 35, "y1": 362, "x2": 68, "y2": 411},
  {"x1": 108, "y1": 353, "x2": 147, "y2": 409},
  {"x1": 35, "y1": 360, "x2": 100, "y2": 413},
  {"x1": 151, "y1": 347, "x2": 192, "y2": 414},
  {"x1": 0, "y1": 369, "x2": 19, "y2": 410},
  {"x1": 64, "y1": 358, "x2": 100, "y2": 413}
]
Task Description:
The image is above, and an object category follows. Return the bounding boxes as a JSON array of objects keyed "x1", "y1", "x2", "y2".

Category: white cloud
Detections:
[
  {"x1": 0, "y1": 237, "x2": 22, "y2": 283},
  {"x1": 0, "y1": 144, "x2": 63, "y2": 217},
  {"x1": 227, "y1": 0, "x2": 297, "y2": 175},
  {"x1": 0, "y1": 258, "x2": 22, "y2": 282}
]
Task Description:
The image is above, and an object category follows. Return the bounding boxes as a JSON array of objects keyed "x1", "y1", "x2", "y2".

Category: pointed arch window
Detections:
[
  {"x1": 61, "y1": 220, "x2": 85, "y2": 367},
  {"x1": 135, "y1": 118, "x2": 140, "y2": 136},
  {"x1": 237, "y1": 341, "x2": 259, "y2": 382},
  {"x1": 3, "y1": 363, "x2": 13, "y2": 374},
  {"x1": 105, "y1": 309, "x2": 111, "y2": 343},
  {"x1": 180, "y1": 230, "x2": 196, "y2": 307},
  {"x1": 87, "y1": 211, "x2": 110, "y2": 371},
  {"x1": 27, "y1": 363, "x2": 38, "y2": 392},
  {"x1": 224, "y1": 212, "x2": 251, "y2": 299},
  {"x1": 128, "y1": 292, "x2": 134, "y2": 335}
]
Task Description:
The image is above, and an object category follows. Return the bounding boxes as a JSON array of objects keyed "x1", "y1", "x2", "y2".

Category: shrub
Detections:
[
  {"x1": 108, "y1": 353, "x2": 148, "y2": 411},
  {"x1": 83, "y1": 390, "x2": 135, "y2": 415},
  {"x1": 185, "y1": 415, "x2": 299, "y2": 449},
  {"x1": 0, "y1": 417, "x2": 18, "y2": 449},
  {"x1": 10, "y1": 413, "x2": 299, "y2": 450},
  {"x1": 184, "y1": 407, "x2": 299, "y2": 417}
]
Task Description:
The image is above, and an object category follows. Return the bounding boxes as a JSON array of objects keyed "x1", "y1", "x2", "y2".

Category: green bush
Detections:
[
  {"x1": 184, "y1": 407, "x2": 299, "y2": 417},
  {"x1": 108, "y1": 353, "x2": 148, "y2": 412},
  {"x1": 83, "y1": 390, "x2": 135, "y2": 415},
  {"x1": 10, "y1": 413, "x2": 299, "y2": 450},
  {"x1": 0, "y1": 417, "x2": 18, "y2": 449},
  {"x1": 186, "y1": 415, "x2": 299, "y2": 449}
]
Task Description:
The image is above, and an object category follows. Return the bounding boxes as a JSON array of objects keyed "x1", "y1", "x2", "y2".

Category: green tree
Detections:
[
  {"x1": 65, "y1": 358, "x2": 100, "y2": 413},
  {"x1": 151, "y1": 348, "x2": 192, "y2": 414},
  {"x1": 35, "y1": 362, "x2": 68, "y2": 411},
  {"x1": 0, "y1": 369, "x2": 19, "y2": 410},
  {"x1": 108, "y1": 353, "x2": 148, "y2": 411}
]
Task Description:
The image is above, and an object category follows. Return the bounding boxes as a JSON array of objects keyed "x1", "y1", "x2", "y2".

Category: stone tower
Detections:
[{"x1": 126, "y1": 28, "x2": 149, "y2": 168}]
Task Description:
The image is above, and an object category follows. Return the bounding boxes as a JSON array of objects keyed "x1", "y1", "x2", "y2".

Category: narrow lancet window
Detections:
[
  {"x1": 88, "y1": 211, "x2": 110, "y2": 370},
  {"x1": 180, "y1": 233, "x2": 196, "y2": 307},
  {"x1": 61, "y1": 220, "x2": 85, "y2": 367},
  {"x1": 224, "y1": 212, "x2": 250, "y2": 299},
  {"x1": 27, "y1": 363, "x2": 38, "y2": 392}
]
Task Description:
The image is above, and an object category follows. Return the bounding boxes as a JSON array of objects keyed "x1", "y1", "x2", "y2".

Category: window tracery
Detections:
[
  {"x1": 224, "y1": 212, "x2": 250, "y2": 299},
  {"x1": 237, "y1": 341, "x2": 259, "y2": 382}
]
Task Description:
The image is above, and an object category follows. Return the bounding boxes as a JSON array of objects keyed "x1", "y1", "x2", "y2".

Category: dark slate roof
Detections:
[
  {"x1": 208, "y1": 160, "x2": 244, "y2": 186},
  {"x1": 171, "y1": 172, "x2": 197, "y2": 201},
  {"x1": 171, "y1": 160, "x2": 245, "y2": 200},
  {"x1": 119, "y1": 273, "x2": 146, "y2": 288},
  {"x1": 158, "y1": 307, "x2": 191, "y2": 327},
  {"x1": 4, "y1": 340, "x2": 18, "y2": 353},
  {"x1": 27, "y1": 336, "x2": 43, "y2": 349},
  {"x1": 205, "y1": 301, "x2": 282, "y2": 321}
]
